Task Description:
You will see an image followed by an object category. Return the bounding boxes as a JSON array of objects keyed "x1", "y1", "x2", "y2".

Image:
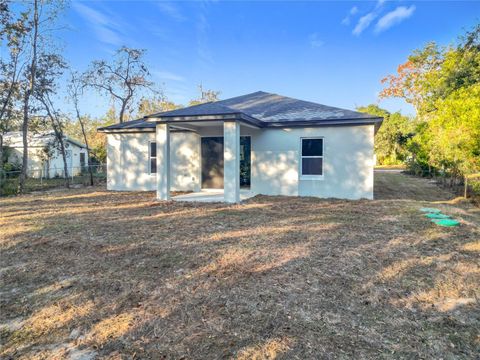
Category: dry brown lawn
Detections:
[{"x1": 1, "y1": 172, "x2": 479, "y2": 359}]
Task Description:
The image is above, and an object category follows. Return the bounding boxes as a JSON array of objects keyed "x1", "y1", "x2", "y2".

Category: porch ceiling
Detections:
[{"x1": 170, "y1": 120, "x2": 259, "y2": 133}]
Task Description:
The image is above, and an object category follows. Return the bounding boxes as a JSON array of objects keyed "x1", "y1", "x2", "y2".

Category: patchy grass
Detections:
[{"x1": 1, "y1": 173, "x2": 479, "y2": 359}]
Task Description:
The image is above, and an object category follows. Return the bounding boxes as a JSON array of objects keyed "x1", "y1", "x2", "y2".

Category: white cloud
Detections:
[
  {"x1": 353, "y1": 12, "x2": 377, "y2": 36},
  {"x1": 73, "y1": 2, "x2": 125, "y2": 46},
  {"x1": 309, "y1": 33, "x2": 324, "y2": 48},
  {"x1": 341, "y1": 6, "x2": 358, "y2": 25},
  {"x1": 156, "y1": 2, "x2": 186, "y2": 22},
  {"x1": 375, "y1": 6, "x2": 416, "y2": 33},
  {"x1": 348, "y1": 0, "x2": 386, "y2": 35},
  {"x1": 153, "y1": 70, "x2": 186, "y2": 82}
]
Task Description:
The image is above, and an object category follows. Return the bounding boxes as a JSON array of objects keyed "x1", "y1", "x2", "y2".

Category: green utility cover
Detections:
[
  {"x1": 433, "y1": 219, "x2": 460, "y2": 227},
  {"x1": 425, "y1": 213, "x2": 451, "y2": 219},
  {"x1": 420, "y1": 207, "x2": 441, "y2": 213}
]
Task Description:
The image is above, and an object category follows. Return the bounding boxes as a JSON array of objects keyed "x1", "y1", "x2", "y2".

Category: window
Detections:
[
  {"x1": 80, "y1": 153, "x2": 86, "y2": 172},
  {"x1": 301, "y1": 138, "x2": 323, "y2": 177},
  {"x1": 149, "y1": 142, "x2": 157, "y2": 174}
]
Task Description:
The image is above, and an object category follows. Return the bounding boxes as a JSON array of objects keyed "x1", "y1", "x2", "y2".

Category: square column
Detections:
[
  {"x1": 156, "y1": 123, "x2": 170, "y2": 200},
  {"x1": 223, "y1": 121, "x2": 240, "y2": 203}
]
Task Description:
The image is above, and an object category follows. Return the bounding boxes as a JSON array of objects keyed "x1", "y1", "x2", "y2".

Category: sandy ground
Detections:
[{"x1": 1, "y1": 172, "x2": 479, "y2": 359}]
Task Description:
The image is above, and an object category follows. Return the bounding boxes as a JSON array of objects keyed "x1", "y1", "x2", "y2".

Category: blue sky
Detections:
[{"x1": 63, "y1": 0, "x2": 479, "y2": 118}]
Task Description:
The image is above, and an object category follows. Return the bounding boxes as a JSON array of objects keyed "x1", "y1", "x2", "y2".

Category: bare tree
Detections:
[
  {"x1": 67, "y1": 71, "x2": 94, "y2": 186},
  {"x1": 189, "y1": 84, "x2": 220, "y2": 106},
  {"x1": 17, "y1": 0, "x2": 40, "y2": 193},
  {"x1": 4, "y1": 0, "x2": 66, "y2": 193},
  {"x1": 84, "y1": 47, "x2": 157, "y2": 123},
  {"x1": 39, "y1": 94, "x2": 69, "y2": 188},
  {"x1": 34, "y1": 52, "x2": 69, "y2": 188},
  {"x1": 0, "y1": 0, "x2": 28, "y2": 193}
]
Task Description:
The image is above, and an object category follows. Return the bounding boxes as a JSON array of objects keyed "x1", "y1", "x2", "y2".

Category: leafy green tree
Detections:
[
  {"x1": 427, "y1": 83, "x2": 480, "y2": 178},
  {"x1": 357, "y1": 104, "x2": 414, "y2": 165},
  {"x1": 379, "y1": 23, "x2": 480, "y2": 184},
  {"x1": 379, "y1": 42, "x2": 443, "y2": 116}
]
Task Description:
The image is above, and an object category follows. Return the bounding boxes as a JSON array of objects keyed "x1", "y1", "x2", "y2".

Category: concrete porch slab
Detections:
[{"x1": 172, "y1": 188, "x2": 254, "y2": 203}]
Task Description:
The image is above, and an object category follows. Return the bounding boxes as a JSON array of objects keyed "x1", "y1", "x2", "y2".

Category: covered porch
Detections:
[{"x1": 153, "y1": 117, "x2": 259, "y2": 203}]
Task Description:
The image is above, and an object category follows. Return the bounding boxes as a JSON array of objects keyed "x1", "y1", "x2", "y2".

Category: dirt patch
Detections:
[{"x1": 1, "y1": 173, "x2": 479, "y2": 358}]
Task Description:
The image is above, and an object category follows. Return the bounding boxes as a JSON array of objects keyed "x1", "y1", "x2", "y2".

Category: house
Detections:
[
  {"x1": 3, "y1": 131, "x2": 88, "y2": 178},
  {"x1": 98, "y1": 91, "x2": 383, "y2": 203}
]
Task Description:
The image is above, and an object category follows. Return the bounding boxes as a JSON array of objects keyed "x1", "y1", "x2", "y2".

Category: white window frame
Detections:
[
  {"x1": 300, "y1": 137, "x2": 324, "y2": 180},
  {"x1": 149, "y1": 141, "x2": 157, "y2": 175}
]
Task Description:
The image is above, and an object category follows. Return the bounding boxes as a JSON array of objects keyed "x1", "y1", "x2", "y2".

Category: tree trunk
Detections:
[
  {"x1": 18, "y1": 0, "x2": 39, "y2": 194},
  {"x1": 464, "y1": 176, "x2": 468, "y2": 199},
  {"x1": 41, "y1": 96, "x2": 69, "y2": 188},
  {"x1": 0, "y1": 134, "x2": 4, "y2": 196},
  {"x1": 118, "y1": 95, "x2": 132, "y2": 123},
  {"x1": 51, "y1": 124, "x2": 69, "y2": 189},
  {"x1": 19, "y1": 92, "x2": 30, "y2": 193},
  {"x1": 79, "y1": 119, "x2": 94, "y2": 186},
  {"x1": 58, "y1": 136, "x2": 70, "y2": 188},
  {"x1": 119, "y1": 100, "x2": 127, "y2": 123},
  {"x1": 0, "y1": 134, "x2": 3, "y2": 167}
]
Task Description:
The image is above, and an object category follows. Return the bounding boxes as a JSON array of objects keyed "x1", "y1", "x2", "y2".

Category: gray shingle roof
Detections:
[
  {"x1": 98, "y1": 91, "x2": 382, "y2": 132},
  {"x1": 155, "y1": 91, "x2": 378, "y2": 122},
  {"x1": 98, "y1": 118, "x2": 155, "y2": 132}
]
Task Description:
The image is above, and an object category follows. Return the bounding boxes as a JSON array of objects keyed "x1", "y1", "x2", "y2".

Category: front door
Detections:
[
  {"x1": 201, "y1": 136, "x2": 251, "y2": 189},
  {"x1": 201, "y1": 137, "x2": 224, "y2": 188}
]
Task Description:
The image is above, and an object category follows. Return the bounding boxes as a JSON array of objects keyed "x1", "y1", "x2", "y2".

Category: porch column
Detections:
[
  {"x1": 223, "y1": 121, "x2": 240, "y2": 203},
  {"x1": 156, "y1": 123, "x2": 170, "y2": 200}
]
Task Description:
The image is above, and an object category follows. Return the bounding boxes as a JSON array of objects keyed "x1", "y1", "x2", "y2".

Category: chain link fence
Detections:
[{"x1": 0, "y1": 164, "x2": 106, "y2": 196}]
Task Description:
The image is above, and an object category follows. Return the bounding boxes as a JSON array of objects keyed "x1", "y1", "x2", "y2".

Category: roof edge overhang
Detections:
[
  {"x1": 98, "y1": 116, "x2": 383, "y2": 133},
  {"x1": 65, "y1": 138, "x2": 87, "y2": 148},
  {"x1": 146, "y1": 112, "x2": 265, "y2": 128},
  {"x1": 263, "y1": 116, "x2": 383, "y2": 128},
  {"x1": 97, "y1": 127, "x2": 154, "y2": 134},
  {"x1": 97, "y1": 127, "x2": 196, "y2": 134}
]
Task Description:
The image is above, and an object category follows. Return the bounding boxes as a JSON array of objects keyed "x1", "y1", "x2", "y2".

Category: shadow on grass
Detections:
[{"x1": 1, "y1": 174, "x2": 479, "y2": 358}]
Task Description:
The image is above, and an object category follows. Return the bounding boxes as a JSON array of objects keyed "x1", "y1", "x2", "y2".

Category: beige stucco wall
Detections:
[
  {"x1": 106, "y1": 131, "x2": 200, "y2": 192},
  {"x1": 194, "y1": 124, "x2": 374, "y2": 199},
  {"x1": 250, "y1": 125, "x2": 374, "y2": 199},
  {"x1": 107, "y1": 124, "x2": 374, "y2": 200}
]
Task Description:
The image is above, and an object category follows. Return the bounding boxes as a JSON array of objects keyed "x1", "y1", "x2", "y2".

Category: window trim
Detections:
[
  {"x1": 300, "y1": 137, "x2": 324, "y2": 180},
  {"x1": 149, "y1": 141, "x2": 157, "y2": 175}
]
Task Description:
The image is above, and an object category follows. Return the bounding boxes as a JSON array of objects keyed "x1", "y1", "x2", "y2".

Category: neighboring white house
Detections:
[
  {"x1": 3, "y1": 131, "x2": 88, "y2": 178},
  {"x1": 98, "y1": 91, "x2": 383, "y2": 203}
]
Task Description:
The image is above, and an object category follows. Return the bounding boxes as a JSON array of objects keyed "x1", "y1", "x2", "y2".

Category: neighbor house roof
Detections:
[
  {"x1": 3, "y1": 132, "x2": 86, "y2": 149},
  {"x1": 98, "y1": 91, "x2": 382, "y2": 132}
]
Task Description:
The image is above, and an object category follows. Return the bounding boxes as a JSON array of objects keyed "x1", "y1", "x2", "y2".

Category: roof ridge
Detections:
[{"x1": 146, "y1": 100, "x2": 231, "y2": 118}]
